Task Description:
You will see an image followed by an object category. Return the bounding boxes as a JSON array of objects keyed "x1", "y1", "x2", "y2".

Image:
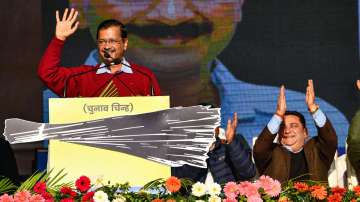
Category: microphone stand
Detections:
[
  {"x1": 90, "y1": 71, "x2": 137, "y2": 97},
  {"x1": 104, "y1": 50, "x2": 155, "y2": 96},
  {"x1": 63, "y1": 62, "x2": 117, "y2": 97},
  {"x1": 118, "y1": 61, "x2": 155, "y2": 96}
]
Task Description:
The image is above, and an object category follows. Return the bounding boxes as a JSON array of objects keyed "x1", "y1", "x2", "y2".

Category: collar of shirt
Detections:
[
  {"x1": 282, "y1": 145, "x2": 303, "y2": 153},
  {"x1": 96, "y1": 58, "x2": 133, "y2": 74}
]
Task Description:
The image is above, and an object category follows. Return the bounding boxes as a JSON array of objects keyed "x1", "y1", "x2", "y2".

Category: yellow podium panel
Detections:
[
  {"x1": 49, "y1": 96, "x2": 169, "y2": 124},
  {"x1": 48, "y1": 140, "x2": 170, "y2": 186},
  {"x1": 47, "y1": 96, "x2": 170, "y2": 186}
]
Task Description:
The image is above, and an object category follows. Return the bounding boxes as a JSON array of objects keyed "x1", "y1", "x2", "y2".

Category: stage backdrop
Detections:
[{"x1": 39, "y1": 0, "x2": 360, "y2": 151}]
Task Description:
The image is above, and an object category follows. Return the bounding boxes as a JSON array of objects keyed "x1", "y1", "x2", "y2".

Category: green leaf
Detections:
[
  {"x1": 0, "y1": 177, "x2": 17, "y2": 194},
  {"x1": 17, "y1": 171, "x2": 46, "y2": 192},
  {"x1": 16, "y1": 169, "x2": 71, "y2": 193}
]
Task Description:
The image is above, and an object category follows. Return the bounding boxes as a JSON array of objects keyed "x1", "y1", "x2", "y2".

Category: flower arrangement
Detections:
[
  {"x1": 279, "y1": 180, "x2": 360, "y2": 202},
  {"x1": 1, "y1": 172, "x2": 360, "y2": 202}
]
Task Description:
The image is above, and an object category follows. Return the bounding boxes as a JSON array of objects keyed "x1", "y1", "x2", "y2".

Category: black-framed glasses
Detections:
[{"x1": 97, "y1": 39, "x2": 122, "y2": 46}]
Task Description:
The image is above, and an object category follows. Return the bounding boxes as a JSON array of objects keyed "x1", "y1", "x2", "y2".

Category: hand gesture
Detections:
[
  {"x1": 225, "y1": 113, "x2": 238, "y2": 144},
  {"x1": 276, "y1": 85, "x2": 286, "y2": 117},
  {"x1": 306, "y1": 79, "x2": 319, "y2": 113},
  {"x1": 357, "y1": 80, "x2": 360, "y2": 91},
  {"x1": 55, "y1": 8, "x2": 79, "y2": 41}
]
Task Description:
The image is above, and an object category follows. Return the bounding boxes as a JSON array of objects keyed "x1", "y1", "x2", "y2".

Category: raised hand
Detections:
[
  {"x1": 357, "y1": 80, "x2": 360, "y2": 91},
  {"x1": 225, "y1": 112, "x2": 238, "y2": 144},
  {"x1": 55, "y1": 8, "x2": 79, "y2": 41},
  {"x1": 276, "y1": 85, "x2": 286, "y2": 118},
  {"x1": 306, "y1": 79, "x2": 319, "y2": 113}
]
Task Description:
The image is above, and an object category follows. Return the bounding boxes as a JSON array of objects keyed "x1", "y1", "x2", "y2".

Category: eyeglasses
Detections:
[{"x1": 97, "y1": 39, "x2": 123, "y2": 46}]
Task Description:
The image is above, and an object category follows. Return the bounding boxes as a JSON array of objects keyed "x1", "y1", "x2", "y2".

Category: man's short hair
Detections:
[
  {"x1": 284, "y1": 111, "x2": 307, "y2": 128},
  {"x1": 96, "y1": 19, "x2": 127, "y2": 39}
]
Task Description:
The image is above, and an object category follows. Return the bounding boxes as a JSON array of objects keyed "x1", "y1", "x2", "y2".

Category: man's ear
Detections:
[
  {"x1": 123, "y1": 38, "x2": 129, "y2": 51},
  {"x1": 304, "y1": 128, "x2": 309, "y2": 140}
]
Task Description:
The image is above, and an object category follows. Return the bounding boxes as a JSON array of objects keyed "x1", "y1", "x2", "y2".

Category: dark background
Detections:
[
  {"x1": 219, "y1": 0, "x2": 360, "y2": 120},
  {"x1": 0, "y1": 0, "x2": 42, "y2": 176},
  {"x1": 41, "y1": 0, "x2": 360, "y2": 120}
]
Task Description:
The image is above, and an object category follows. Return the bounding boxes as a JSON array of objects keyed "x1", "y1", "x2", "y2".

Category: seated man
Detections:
[
  {"x1": 38, "y1": 8, "x2": 160, "y2": 97},
  {"x1": 172, "y1": 113, "x2": 256, "y2": 184},
  {"x1": 253, "y1": 80, "x2": 337, "y2": 182},
  {"x1": 347, "y1": 80, "x2": 360, "y2": 181}
]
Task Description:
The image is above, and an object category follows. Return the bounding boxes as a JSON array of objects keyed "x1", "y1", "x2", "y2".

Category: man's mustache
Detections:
[{"x1": 126, "y1": 21, "x2": 213, "y2": 38}]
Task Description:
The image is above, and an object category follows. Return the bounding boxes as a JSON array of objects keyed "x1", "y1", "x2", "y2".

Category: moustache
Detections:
[{"x1": 126, "y1": 21, "x2": 213, "y2": 39}]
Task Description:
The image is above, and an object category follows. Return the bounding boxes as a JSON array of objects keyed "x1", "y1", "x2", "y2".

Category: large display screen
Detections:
[{"x1": 41, "y1": 0, "x2": 360, "y2": 151}]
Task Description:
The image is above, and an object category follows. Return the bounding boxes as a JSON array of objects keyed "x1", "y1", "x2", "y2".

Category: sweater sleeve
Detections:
[
  {"x1": 253, "y1": 126, "x2": 277, "y2": 174},
  {"x1": 149, "y1": 70, "x2": 161, "y2": 96},
  {"x1": 37, "y1": 37, "x2": 76, "y2": 97},
  {"x1": 315, "y1": 117, "x2": 338, "y2": 167},
  {"x1": 226, "y1": 135, "x2": 256, "y2": 181}
]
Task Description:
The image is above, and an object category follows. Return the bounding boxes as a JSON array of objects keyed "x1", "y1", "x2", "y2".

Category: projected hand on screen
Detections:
[
  {"x1": 306, "y1": 80, "x2": 319, "y2": 113},
  {"x1": 357, "y1": 80, "x2": 360, "y2": 91},
  {"x1": 55, "y1": 8, "x2": 79, "y2": 41},
  {"x1": 276, "y1": 85, "x2": 286, "y2": 118}
]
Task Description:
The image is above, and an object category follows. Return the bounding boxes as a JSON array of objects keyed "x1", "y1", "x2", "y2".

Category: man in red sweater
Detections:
[{"x1": 38, "y1": 8, "x2": 161, "y2": 97}]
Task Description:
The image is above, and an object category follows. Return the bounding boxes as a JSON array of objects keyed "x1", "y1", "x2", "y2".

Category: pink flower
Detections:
[
  {"x1": 256, "y1": 175, "x2": 281, "y2": 197},
  {"x1": 238, "y1": 181, "x2": 251, "y2": 196},
  {"x1": 29, "y1": 194, "x2": 45, "y2": 202},
  {"x1": 0, "y1": 194, "x2": 14, "y2": 202},
  {"x1": 223, "y1": 182, "x2": 239, "y2": 199},
  {"x1": 222, "y1": 198, "x2": 237, "y2": 202},
  {"x1": 247, "y1": 196, "x2": 263, "y2": 202},
  {"x1": 14, "y1": 191, "x2": 31, "y2": 202},
  {"x1": 237, "y1": 181, "x2": 260, "y2": 198}
]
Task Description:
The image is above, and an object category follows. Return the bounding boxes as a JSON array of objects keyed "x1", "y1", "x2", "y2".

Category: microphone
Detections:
[
  {"x1": 89, "y1": 50, "x2": 135, "y2": 97},
  {"x1": 104, "y1": 49, "x2": 111, "y2": 59},
  {"x1": 103, "y1": 50, "x2": 155, "y2": 96}
]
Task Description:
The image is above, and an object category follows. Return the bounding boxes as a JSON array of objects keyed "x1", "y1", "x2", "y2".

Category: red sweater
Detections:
[{"x1": 38, "y1": 38, "x2": 161, "y2": 97}]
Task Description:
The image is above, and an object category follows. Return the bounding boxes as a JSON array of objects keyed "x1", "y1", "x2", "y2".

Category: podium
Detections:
[{"x1": 47, "y1": 96, "x2": 170, "y2": 186}]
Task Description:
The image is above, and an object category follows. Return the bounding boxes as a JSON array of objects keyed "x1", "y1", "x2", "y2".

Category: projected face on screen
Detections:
[{"x1": 71, "y1": 0, "x2": 243, "y2": 106}]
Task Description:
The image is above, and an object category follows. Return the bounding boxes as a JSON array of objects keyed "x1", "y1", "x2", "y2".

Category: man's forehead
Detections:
[
  {"x1": 284, "y1": 115, "x2": 302, "y2": 123},
  {"x1": 99, "y1": 26, "x2": 121, "y2": 33}
]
